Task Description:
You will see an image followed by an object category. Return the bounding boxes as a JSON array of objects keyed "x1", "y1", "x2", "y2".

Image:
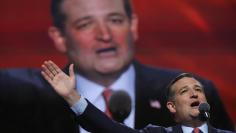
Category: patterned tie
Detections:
[
  {"x1": 192, "y1": 128, "x2": 203, "y2": 133},
  {"x1": 102, "y1": 88, "x2": 113, "y2": 118}
]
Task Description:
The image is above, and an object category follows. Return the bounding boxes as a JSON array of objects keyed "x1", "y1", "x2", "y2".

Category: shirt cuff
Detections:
[{"x1": 70, "y1": 96, "x2": 88, "y2": 116}]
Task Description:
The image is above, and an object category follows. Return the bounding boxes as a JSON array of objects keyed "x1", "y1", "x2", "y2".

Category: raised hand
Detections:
[{"x1": 41, "y1": 60, "x2": 80, "y2": 106}]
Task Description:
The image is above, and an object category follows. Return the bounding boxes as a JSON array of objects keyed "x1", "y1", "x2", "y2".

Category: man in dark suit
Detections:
[
  {"x1": 41, "y1": 63, "x2": 234, "y2": 133},
  {"x1": 0, "y1": 0, "x2": 234, "y2": 132}
]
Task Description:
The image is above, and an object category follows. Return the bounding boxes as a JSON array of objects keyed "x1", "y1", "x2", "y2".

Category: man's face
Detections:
[
  {"x1": 167, "y1": 77, "x2": 207, "y2": 123},
  {"x1": 51, "y1": 0, "x2": 138, "y2": 77}
]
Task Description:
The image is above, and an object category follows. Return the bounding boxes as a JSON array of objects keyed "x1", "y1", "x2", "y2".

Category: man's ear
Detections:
[
  {"x1": 166, "y1": 101, "x2": 176, "y2": 114},
  {"x1": 130, "y1": 14, "x2": 138, "y2": 41},
  {"x1": 48, "y1": 26, "x2": 67, "y2": 53}
]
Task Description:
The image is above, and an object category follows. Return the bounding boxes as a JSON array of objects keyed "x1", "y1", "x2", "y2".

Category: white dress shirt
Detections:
[
  {"x1": 182, "y1": 123, "x2": 208, "y2": 133},
  {"x1": 75, "y1": 65, "x2": 135, "y2": 133}
]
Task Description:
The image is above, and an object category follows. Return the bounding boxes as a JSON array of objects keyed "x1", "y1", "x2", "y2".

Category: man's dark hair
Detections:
[
  {"x1": 50, "y1": 0, "x2": 133, "y2": 32},
  {"x1": 166, "y1": 73, "x2": 195, "y2": 101},
  {"x1": 50, "y1": 0, "x2": 65, "y2": 31}
]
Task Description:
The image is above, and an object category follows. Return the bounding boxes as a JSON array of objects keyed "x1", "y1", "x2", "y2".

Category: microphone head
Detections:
[
  {"x1": 198, "y1": 102, "x2": 210, "y2": 121},
  {"x1": 108, "y1": 90, "x2": 132, "y2": 123},
  {"x1": 199, "y1": 102, "x2": 210, "y2": 112}
]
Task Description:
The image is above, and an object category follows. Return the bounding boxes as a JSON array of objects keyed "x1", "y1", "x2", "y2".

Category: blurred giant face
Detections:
[
  {"x1": 51, "y1": 0, "x2": 138, "y2": 77},
  {"x1": 167, "y1": 77, "x2": 207, "y2": 123}
]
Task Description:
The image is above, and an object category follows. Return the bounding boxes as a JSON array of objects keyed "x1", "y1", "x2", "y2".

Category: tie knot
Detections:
[{"x1": 102, "y1": 88, "x2": 113, "y2": 102}]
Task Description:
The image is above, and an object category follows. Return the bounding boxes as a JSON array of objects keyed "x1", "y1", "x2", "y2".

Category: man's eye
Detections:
[
  {"x1": 76, "y1": 22, "x2": 92, "y2": 30},
  {"x1": 110, "y1": 18, "x2": 123, "y2": 24},
  {"x1": 195, "y1": 87, "x2": 203, "y2": 92},
  {"x1": 180, "y1": 89, "x2": 187, "y2": 94}
]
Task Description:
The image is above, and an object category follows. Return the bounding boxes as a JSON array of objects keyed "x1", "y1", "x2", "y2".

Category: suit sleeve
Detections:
[{"x1": 77, "y1": 100, "x2": 165, "y2": 133}]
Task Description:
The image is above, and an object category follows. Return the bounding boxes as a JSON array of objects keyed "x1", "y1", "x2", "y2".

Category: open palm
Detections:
[{"x1": 41, "y1": 60, "x2": 76, "y2": 98}]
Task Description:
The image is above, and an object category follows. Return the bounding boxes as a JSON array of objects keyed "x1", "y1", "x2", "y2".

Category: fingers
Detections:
[
  {"x1": 41, "y1": 60, "x2": 61, "y2": 80},
  {"x1": 69, "y1": 64, "x2": 75, "y2": 78},
  {"x1": 41, "y1": 64, "x2": 54, "y2": 80},
  {"x1": 41, "y1": 71, "x2": 53, "y2": 85},
  {"x1": 46, "y1": 60, "x2": 59, "y2": 76},
  {"x1": 50, "y1": 61, "x2": 63, "y2": 74}
]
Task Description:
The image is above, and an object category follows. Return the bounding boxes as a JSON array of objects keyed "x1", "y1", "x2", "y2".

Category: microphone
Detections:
[
  {"x1": 198, "y1": 102, "x2": 210, "y2": 121},
  {"x1": 108, "y1": 90, "x2": 132, "y2": 123}
]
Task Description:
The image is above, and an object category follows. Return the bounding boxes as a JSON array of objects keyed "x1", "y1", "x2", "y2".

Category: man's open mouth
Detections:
[
  {"x1": 190, "y1": 101, "x2": 200, "y2": 108},
  {"x1": 96, "y1": 47, "x2": 117, "y2": 54}
]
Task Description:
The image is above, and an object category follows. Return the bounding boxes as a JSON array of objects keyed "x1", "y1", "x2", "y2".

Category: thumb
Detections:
[{"x1": 69, "y1": 64, "x2": 75, "y2": 78}]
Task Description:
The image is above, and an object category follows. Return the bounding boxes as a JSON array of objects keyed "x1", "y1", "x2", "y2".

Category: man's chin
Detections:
[
  {"x1": 96, "y1": 60, "x2": 124, "y2": 71},
  {"x1": 96, "y1": 64, "x2": 123, "y2": 75},
  {"x1": 95, "y1": 57, "x2": 131, "y2": 75},
  {"x1": 190, "y1": 111, "x2": 200, "y2": 119}
]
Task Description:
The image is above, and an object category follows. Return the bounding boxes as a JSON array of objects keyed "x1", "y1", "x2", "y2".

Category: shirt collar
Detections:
[
  {"x1": 75, "y1": 65, "x2": 135, "y2": 104},
  {"x1": 182, "y1": 122, "x2": 208, "y2": 133}
]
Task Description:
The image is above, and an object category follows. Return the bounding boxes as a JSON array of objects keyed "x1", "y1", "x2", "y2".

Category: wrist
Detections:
[{"x1": 64, "y1": 90, "x2": 81, "y2": 106}]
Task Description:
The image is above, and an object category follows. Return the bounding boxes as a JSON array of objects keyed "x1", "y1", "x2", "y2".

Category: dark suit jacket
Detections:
[
  {"x1": 78, "y1": 101, "x2": 234, "y2": 133},
  {"x1": 0, "y1": 60, "x2": 234, "y2": 132}
]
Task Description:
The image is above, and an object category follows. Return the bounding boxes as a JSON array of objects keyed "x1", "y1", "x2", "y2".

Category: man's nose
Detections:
[
  {"x1": 190, "y1": 89, "x2": 198, "y2": 98},
  {"x1": 96, "y1": 23, "x2": 112, "y2": 42}
]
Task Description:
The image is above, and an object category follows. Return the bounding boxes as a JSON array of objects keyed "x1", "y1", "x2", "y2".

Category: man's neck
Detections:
[
  {"x1": 92, "y1": 74, "x2": 121, "y2": 87},
  {"x1": 182, "y1": 119, "x2": 206, "y2": 128},
  {"x1": 76, "y1": 65, "x2": 131, "y2": 87}
]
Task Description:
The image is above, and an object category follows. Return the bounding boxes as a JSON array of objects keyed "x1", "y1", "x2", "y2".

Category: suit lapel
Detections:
[
  {"x1": 133, "y1": 61, "x2": 166, "y2": 129},
  {"x1": 133, "y1": 61, "x2": 180, "y2": 129},
  {"x1": 207, "y1": 123, "x2": 216, "y2": 133},
  {"x1": 134, "y1": 61, "x2": 153, "y2": 128},
  {"x1": 172, "y1": 125, "x2": 184, "y2": 133}
]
